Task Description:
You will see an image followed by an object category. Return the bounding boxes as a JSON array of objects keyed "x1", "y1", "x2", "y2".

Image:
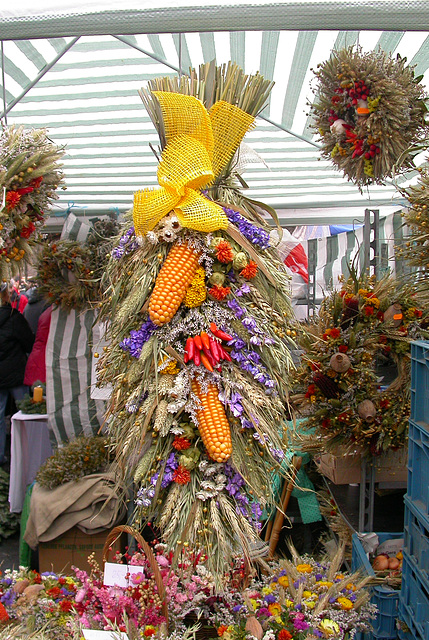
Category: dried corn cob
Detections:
[
  {"x1": 191, "y1": 379, "x2": 232, "y2": 462},
  {"x1": 149, "y1": 242, "x2": 201, "y2": 326}
]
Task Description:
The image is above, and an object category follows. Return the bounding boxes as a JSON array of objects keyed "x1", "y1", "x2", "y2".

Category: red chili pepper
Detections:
[
  {"x1": 217, "y1": 344, "x2": 232, "y2": 362},
  {"x1": 193, "y1": 349, "x2": 201, "y2": 367},
  {"x1": 200, "y1": 352, "x2": 214, "y2": 372},
  {"x1": 213, "y1": 328, "x2": 232, "y2": 342},
  {"x1": 209, "y1": 322, "x2": 218, "y2": 334},
  {"x1": 184, "y1": 337, "x2": 195, "y2": 363},
  {"x1": 193, "y1": 335, "x2": 203, "y2": 351},
  {"x1": 200, "y1": 331, "x2": 210, "y2": 351},
  {"x1": 209, "y1": 337, "x2": 220, "y2": 363}
]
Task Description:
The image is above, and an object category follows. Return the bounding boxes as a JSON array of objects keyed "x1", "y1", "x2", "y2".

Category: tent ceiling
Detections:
[{"x1": 2, "y1": 2, "x2": 429, "y2": 226}]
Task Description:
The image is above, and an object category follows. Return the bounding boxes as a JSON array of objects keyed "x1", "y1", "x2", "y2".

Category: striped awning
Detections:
[{"x1": 1, "y1": 3, "x2": 429, "y2": 225}]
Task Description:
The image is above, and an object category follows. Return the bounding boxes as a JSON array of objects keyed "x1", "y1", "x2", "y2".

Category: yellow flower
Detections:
[
  {"x1": 337, "y1": 597, "x2": 353, "y2": 610},
  {"x1": 303, "y1": 591, "x2": 312, "y2": 598},
  {"x1": 316, "y1": 581, "x2": 333, "y2": 588},
  {"x1": 346, "y1": 583, "x2": 356, "y2": 591},
  {"x1": 285, "y1": 599, "x2": 294, "y2": 608},
  {"x1": 184, "y1": 267, "x2": 206, "y2": 308},
  {"x1": 262, "y1": 586, "x2": 274, "y2": 595},
  {"x1": 158, "y1": 357, "x2": 179, "y2": 375},
  {"x1": 306, "y1": 601, "x2": 316, "y2": 609},
  {"x1": 319, "y1": 619, "x2": 340, "y2": 636},
  {"x1": 268, "y1": 603, "x2": 282, "y2": 616},
  {"x1": 250, "y1": 598, "x2": 258, "y2": 611},
  {"x1": 277, "y1": 576, "x2": 289, "y2": 587},
  {"x1": 296, "y1": 563, "x2": 313, "y2": 573}
]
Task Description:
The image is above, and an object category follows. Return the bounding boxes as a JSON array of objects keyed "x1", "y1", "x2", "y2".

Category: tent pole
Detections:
[
  {"x1": 0, "y1": 36, "x2": 80, "y2": 120},
  {"x1": 1, "y1": 41, "x2": 7, "y2": 125}
]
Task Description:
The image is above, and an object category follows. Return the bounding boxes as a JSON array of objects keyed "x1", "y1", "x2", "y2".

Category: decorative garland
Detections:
[
  {"x1": 293, "y1": 271, "x2": 428, "y2": 456},
  {"x1": 310, "y1": 46, "x2": 429, "y2": 186},
  {"x1": 37, "y1": 217, "x2": 119, "y2": 311},
  {"x1": 0, "y1": 125, "x2": 64, "y2": 279},
  {"x1": 96, "y1": 62, "x2": 299, "y2": 583}
]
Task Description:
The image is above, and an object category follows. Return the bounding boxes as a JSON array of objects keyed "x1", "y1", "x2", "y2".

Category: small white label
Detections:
[
  {"x1": 82, "y1": 630, "x2": 129, "y2": 640},
  {"x1": 103, "y1": 562, "x2": 146, "y2": 587}
]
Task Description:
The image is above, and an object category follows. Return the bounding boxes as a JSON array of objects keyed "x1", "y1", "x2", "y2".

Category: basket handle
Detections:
[{"x1": 103, "y1": 524, "x2": 169, "y2": 625}]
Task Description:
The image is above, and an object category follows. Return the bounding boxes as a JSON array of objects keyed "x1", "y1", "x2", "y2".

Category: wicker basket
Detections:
[{"x1": 102, "y1": 524, "x2": 169, "y2": 626}]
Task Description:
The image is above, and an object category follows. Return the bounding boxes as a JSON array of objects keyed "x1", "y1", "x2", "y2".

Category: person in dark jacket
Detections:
[
  {"x1": 0, "y1": 282, "x2": 35, "y2": 464},
  {"x1": 23, "y1": 285, "x2": 50, "y2": 335}
]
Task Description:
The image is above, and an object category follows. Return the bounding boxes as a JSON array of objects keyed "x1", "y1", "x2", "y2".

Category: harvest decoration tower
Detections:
[{"x1": 97, "y1": 62, "x2": 297, "y2": 580}]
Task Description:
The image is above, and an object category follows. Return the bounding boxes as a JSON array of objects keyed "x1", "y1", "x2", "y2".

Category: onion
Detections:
[
  {"x1": 372, "y1": 555, "x2": 389, "y2": 571},
  {"x1": 388, "y1": 557, "x2": 400, "y2": 570}
]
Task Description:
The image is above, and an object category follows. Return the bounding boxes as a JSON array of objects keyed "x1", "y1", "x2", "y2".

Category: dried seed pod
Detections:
[
  {"x1": 383, "y1": 303, "x2": 403, "y2": 327},
  {"x1": 329, "y1": 352, "x2": 351, "y2": 373},
  {"x1": 357, "y1": 399, "x2": 377, "y2": 422},
  {"x1": 245, "y1": 617, "x2": 263, "y2": 640}
]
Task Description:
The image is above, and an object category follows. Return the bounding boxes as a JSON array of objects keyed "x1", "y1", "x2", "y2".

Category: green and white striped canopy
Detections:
[{"x1": 1, "y1": 1, "x2": 429, "y2": 227}]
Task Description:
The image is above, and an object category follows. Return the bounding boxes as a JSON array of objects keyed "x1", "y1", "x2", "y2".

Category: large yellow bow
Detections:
[{"x1": 133, "y1": 92, "x2": 255, "y2": 236}]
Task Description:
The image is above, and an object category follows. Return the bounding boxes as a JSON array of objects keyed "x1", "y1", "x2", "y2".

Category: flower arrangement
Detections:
[
  {"x1": 36, "y1": 435, "x2": 110, "y2": 490},
  {"x1": 292, "y1": 270, "x2": 428, "y2": 456},
  {"x1": 96, "y1": 61, "x2": 299, "y2": 582},
  {"x1": 0, "y1": 125, "x2": 64, "y2": 279},
  {"x1": 36, "y1": 216, "x2": 119, "y2": 311},
  {"x1": 396, "y1": 156, "x2": 429, "y2": 304},
  {"x1": 310, "y1": 46, "x2": 429, "y2": 187},
  {"x1": 0, "y1": 566, "x2": 79, "y2": 638},
  {"x1": 218, "y1": 545, "x2": 376, "y2": 640}
]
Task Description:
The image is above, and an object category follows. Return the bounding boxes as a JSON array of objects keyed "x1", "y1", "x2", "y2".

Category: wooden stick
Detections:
[{"x1": 267, "y1": 456, "x2": 303, "y2": 559}]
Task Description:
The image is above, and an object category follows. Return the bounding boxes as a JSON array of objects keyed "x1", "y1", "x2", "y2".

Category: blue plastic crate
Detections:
[
  {"x1": 406, "y1": 419, "x2": 429, "y2": 521},
  {"x1": 399, "y1": 552, "x2": 429, "y2": 640},
  {"x1": 404, "y1": 496, "x2": 429, "y2": 582},
  {"x1": 352, "y1": 532, "x2": 402, "y2": 639},
  {"x1": 411, "y1": 341, "x2": 429, "y2": 424}
]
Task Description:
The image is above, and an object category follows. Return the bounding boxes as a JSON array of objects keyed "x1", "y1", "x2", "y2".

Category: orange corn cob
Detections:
[
  {"x1": 191, "y1": 379, "x2": 232, "y2": 462},
  {"x1": 149, "y1": 242, "x2": 201, "y2": 326}
]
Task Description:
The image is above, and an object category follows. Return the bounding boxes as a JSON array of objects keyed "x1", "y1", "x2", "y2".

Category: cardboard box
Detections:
[
  {"x1": 315, "y1": 447, "x2": 408, "y2": 485},
  {"x1": 38, "y1": 526, "x2": 123, "y2": 573}
]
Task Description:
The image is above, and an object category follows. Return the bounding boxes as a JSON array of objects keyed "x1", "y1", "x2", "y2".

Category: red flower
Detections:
[
  {"x1": 16, "y1": 186, "x2": 34, "y2": 196},
  {"x1": 380, "y1": 398, "x2": 390, "y2": 409},
  {"x1": 377, "y1": 311, "x2": 384, "y2": 321},
  {"x1": 173, "y1": 465, "x2": 191, "y2": 485},
  {"x1": 278, "y1": 630, "x2": 292, "y2": 640},
  {"x1": 31, "y1": 571, "x2": 42, "y2": 584},
  {"x1": 143, "y1": 628, "x2": 156, "y2": 637},
  {"x1": 415, "y1": 309, "x2": 423, "y2": 318},
  {"x1": 5, "y1": 191, "x2": 21, "y2": 210},
  {"x1": 338, "y1": 344, "x2": 348, "y2": 353},
  {"x1": 364, "y1": 305, "x2": 374, "y2": 316},
  {"x1": 60, "y1": 600, "x2": 73, "y2": 612},
  {"x1": 20, "y1": 222, "x2": 36, "y2": 238},
  {"x1": 209, "y1": 285, "x2": 231, "y2": 301},
  {"x1": 0, "y1": 602, "x2": 9, "y2": 622},
  {"x1": 240, "y1": 260, "x2": 258, "y2": 280},
  {"x1": 307, "y1": 384, "x2": 316, "y2": 394},
  {"x1": 46, "y1": 586, "x2": 62, "y2": 598},
  {"x1": 330, "y1": 327, "x2": 340, "y2": 339},
  {"x1": 172, "y1": 436, "x2": 191, "y2": 451},
  {"x1": 215, "y1": 241, "x2": 234, "y2": 263}
]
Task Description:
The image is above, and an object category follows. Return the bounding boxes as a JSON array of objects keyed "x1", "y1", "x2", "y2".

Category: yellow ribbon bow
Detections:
[{"x1": 133, "y1": 92, "x2": 255, "y2": 236}]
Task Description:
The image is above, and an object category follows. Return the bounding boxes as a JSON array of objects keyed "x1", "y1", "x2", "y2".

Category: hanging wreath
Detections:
[
  {"x1": 37, "y1": 217, "x2": 119, "y2": 311},
  {"x1": 0, "y1": 125, "x2": 65, "y2": 279},
  {"x1": 293, "y1": 271, "x2": 428, "y2": 457},
  {"x1": 310, "y1": 46, "x2": 429, "y2": 186}
]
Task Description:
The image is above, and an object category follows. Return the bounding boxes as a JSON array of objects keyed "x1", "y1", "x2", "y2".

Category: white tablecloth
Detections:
[{"x1": 9, "y1": 411, "x2": 53, "y2": 513}]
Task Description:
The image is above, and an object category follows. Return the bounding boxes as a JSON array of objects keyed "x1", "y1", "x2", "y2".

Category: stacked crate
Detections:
[{"x1": 399, "y1": 341, "x2": 429, "y2": 640}]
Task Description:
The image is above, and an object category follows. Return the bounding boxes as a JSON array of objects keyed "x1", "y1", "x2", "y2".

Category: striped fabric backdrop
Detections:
[
  {"x1": 299, "y1": 211, "x2": 407, "y2": 309},
  {"x1": 45, "y1": 212, "x2": 106, "y2": 444},
  {"x1": 46, "y1": 308, "x2": 106, "y2": 444}
]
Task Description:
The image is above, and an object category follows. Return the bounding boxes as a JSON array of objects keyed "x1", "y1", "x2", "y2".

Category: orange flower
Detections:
[
  {"x1": 218, "y1": 626, "x2": 228, "y2": 636},
  {"x1": 278, "y1": 630, "x2": 292, "y2": 640},
  {"x1": 240, "y1": 260, "x2": 258, "y2": 279},
  {"x1": 215, "y1": 241, "x2": 234, "y2": 263},
  {"x1": 173, "y1": 465, "x2": 191, "y2": 485},
  {"x1": 209, "y1": 285, "x2": 231, "y2": 301},
  {"x1": 5, "y1": 191, "x2": 21, "y2": 210},
  {"x1": 172, "y1": 436, "x2": 191, "y2": 451}
]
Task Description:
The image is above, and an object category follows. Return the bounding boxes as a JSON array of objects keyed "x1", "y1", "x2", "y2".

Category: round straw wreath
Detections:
[{"x1": 310, "y1": 46, "x2": 429, "y2": 187}]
